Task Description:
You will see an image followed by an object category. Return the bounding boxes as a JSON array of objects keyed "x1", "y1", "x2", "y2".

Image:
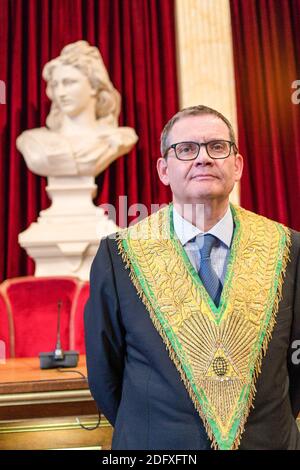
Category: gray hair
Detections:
[
  {"x1": 43, "y1": 40, "x2": 121, "y2": 131},
  {"x1": 160, "y1": 105, "x2": 237, "y2": 157}
]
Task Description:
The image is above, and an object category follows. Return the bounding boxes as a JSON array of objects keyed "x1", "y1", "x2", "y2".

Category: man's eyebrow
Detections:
[{"x1": 173, "y1": 137, "x2": 229, "y2": 142}]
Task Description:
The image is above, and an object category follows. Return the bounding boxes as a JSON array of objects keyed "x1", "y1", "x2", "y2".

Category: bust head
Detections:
[{"x1": 43, "y1": 41, "x2": 121, "y2": 131}]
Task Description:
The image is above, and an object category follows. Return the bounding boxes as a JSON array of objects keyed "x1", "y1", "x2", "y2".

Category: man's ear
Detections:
[
  {"x1": 157, "y1": 157, "x2": 170, "y2": 186},
  {"x1": 234, "y1": 153, "x2": 243, "y2": 182}
]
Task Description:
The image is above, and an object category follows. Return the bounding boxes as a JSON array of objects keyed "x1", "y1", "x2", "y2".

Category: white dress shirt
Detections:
[{"x1": 173, "y1": 205, "x2": 234, "y2": 285}]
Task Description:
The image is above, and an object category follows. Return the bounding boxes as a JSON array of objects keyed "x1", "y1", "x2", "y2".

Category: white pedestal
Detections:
[{"x1": 18, "y1": 176, "x2": 118, "y2": 280}]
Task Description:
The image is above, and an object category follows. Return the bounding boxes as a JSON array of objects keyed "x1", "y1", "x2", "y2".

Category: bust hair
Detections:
[{"x1": 43, "y1": 40, "x2": 121, "y2": 130}]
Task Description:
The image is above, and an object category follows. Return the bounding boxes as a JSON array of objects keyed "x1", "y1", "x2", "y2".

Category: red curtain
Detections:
[
  {"x1": 0, "y1": 0, "x2": 178, "y2": 282},
  {"x1": 230, "y1": 0, "x2": 300, "y2": 229}
]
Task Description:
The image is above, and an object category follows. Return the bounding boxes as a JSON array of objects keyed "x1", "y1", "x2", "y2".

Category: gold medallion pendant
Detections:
[{"x1": 117, "y1": 204, "x2": 290, "y2": 450}]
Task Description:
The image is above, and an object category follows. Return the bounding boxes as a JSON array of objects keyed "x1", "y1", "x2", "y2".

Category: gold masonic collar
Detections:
[{"x1": 117, "y1": 204, "x2": 290, "y2": 450}]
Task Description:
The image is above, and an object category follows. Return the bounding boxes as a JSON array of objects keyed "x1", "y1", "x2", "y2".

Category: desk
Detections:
[{"x1": 0, "y1": 356, "x2": 113, "y2": 450}]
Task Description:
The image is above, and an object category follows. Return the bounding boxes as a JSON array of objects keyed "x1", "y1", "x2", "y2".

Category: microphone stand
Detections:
[{"x1": 39, "y1": 300, "x2": 79, "y2": 369}]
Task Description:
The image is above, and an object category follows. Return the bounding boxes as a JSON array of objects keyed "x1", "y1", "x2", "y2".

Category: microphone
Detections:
[{"x1": 39, "y1": 300, "x2": 79, "y2": 369}]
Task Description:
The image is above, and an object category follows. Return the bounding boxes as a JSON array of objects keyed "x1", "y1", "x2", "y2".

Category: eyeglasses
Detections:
[{"x1": 163, "y1": 140, "x2": 238, "y2": 160}]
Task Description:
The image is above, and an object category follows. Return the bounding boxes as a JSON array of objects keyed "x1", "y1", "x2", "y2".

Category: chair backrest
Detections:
[
  {"x1": 70, "y1": 281, "x2": 90, "y2": 354},
  {"x1": 0, "y1": 289, "x2": 12, "y2": 358},
  {"x1": 0, "y1": 276, "x2": 84, "y2": 358}
]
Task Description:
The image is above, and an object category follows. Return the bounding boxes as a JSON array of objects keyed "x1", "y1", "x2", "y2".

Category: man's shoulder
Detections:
[
  {"x1": 288, "y1": 226, "x2": 300, "y2": 238},
  {"x1": 287, "y1": 228, "x2": 300, "y2": 253},
  {"x1": 234, "y1": 205, "x2": 297, "y2": 230},
  {"x1": 234, "y1": 204, "x2": 300, "y2": 250},
  {"x1": 113, "y1": 204, "x2": 171, "y2": 240}
]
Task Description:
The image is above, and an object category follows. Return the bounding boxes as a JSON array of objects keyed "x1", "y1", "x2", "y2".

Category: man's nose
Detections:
[{"x1": 194, "y1": 144, "x2": 213, "y2": 165}]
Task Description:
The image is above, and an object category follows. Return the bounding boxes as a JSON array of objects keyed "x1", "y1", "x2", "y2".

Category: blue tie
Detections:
[{"x1": 198, "y1": 234, "x2": 222, "y2": 307}]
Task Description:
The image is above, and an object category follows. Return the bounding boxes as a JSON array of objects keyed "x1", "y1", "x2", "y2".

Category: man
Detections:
[{"x1": 84, "y1": 105, "x2": 300, "y2": 450}]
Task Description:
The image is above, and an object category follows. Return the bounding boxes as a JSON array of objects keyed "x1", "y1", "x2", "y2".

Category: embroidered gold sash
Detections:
[{"x1": 117, "y1": 204, "x2": 290, "y2": 450}]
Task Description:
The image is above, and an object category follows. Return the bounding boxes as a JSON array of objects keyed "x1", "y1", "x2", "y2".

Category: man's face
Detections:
[{"x1": 157, "y1": 114, "x2": 243, "y2": 206}]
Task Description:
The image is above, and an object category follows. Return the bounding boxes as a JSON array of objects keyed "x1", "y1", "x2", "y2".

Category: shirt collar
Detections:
[{"x1": 173, "y1": 204, "x2": 234, "y2": 248}]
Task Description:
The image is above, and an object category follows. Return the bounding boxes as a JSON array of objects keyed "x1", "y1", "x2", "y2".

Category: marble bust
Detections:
[{"x1": 17, "y1": 41, "x2": 138, "y2": 177}]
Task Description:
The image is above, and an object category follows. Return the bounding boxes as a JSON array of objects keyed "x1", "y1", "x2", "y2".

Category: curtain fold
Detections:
[
  {"x1": 230, "y1": 0, "x2": 300, "y2": 229},
  {"x1": 0, "y1": 0, "x2": 178, "y2": 281}
]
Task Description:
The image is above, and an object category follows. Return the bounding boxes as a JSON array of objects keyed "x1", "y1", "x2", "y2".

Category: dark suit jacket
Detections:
[{"x1": 84, "y1": 230, "x2": 300, "y2": 450}]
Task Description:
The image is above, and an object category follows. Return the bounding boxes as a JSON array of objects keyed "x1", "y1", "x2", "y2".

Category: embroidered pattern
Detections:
[{"x1": 117, "y1": 204, "x2": 290, "y2": 450}]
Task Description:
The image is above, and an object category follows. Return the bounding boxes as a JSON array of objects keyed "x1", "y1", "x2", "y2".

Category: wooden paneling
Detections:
[
  {"x1": 0, "y1": 416, "x2": 113, "y2": 450},
  {"x1": 0, "y1": 356, "x2": 113, "y2": 450}
]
